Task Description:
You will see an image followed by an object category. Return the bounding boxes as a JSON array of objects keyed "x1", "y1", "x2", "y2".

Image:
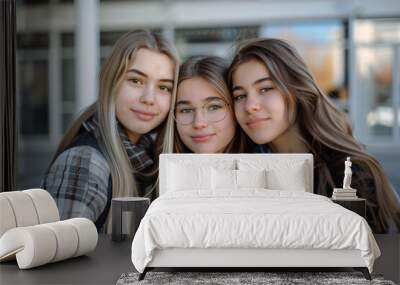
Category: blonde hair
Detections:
[
  {"x1": 162, "y1": 55, "x2": 247, "y2": 154},
  {"x1": 51, "y1": 30, "x2": 179, "y2": 201},
  {"x1": 228, "y1": 38, "x2": 400, "y2": 233}
]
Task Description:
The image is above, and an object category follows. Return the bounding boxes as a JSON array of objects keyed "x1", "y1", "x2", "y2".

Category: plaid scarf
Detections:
[
  {"x1": 83, "y1": 114, "x2": 157, "y2": 233},
  {"x1": 83, "y1": 114, "x2": 155, "y2": 174}
]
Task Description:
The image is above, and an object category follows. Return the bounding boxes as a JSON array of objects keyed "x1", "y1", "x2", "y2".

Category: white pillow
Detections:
[
  {"x1": 237, "y1": 159, "x2": 308, "y2": 192},
  {"x1": 236, "y1": 169, "x2": 267, "y2": 189},
  {"x1": 212, "y1": 168, "x2": 237, "y2": 190},
  {"x1": 266, "y1": 163, "x2": 307, "y2": 191},
  {"x1": 168, "y1": 162, "x2": 212, "y2": 191}
]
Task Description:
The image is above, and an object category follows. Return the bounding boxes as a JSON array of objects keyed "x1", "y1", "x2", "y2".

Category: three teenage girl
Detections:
[{"x1": 43, "y1": 31, "x2": 399, "y2": 233}]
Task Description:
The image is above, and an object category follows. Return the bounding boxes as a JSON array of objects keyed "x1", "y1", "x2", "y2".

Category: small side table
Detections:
[
  {"x1": 112, "y1": 197, "x2": 150, "y2": 242},
  {"x1": 331, "y1": 198, "x2": 366, "y2": 218}
]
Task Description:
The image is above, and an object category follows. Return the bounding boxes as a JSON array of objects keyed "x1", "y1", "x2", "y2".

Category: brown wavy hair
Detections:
[{"x1": 228, "y1": 38, "x2": 400, "y2": 233}]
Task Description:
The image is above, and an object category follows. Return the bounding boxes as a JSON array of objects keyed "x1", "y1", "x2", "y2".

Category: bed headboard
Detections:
[{"x1": 159, "y1": 153, "x2": 314, "y2": 196}]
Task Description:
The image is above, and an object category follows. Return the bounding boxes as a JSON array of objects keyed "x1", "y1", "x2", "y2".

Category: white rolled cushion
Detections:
[
  {"x1": 64, "y1": 218, "x2": 98, "y2": 257},
  {"x1": 23, "y1": 189, "x2": 60, "y2": 224},
  {"x1": 0, "y1": 226, "x2": 57, "y2": 269},
  {"x1": 212, "y1": 168, "x2": 236, "y2": 190},
  {"x1": 0, "y1": 191, "x2": 39, "y2": 227},
  {"x1": 42, "y1": 221, "x2": 79, "y2": 262},
  {"x1": 0, "y1": 218, "x2": 97, "y2": 269},
  {"x1": 236, "y1": 169, "x2": 267, "y2": 188},
  {"x1": 168, "y1": 162, "x2": 211, "y2": 191},
  {"x1": 0, "y1": 196, "x2": 17, "y2": 237}
]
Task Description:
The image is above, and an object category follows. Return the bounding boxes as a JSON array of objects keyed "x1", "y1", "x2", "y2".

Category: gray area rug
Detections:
[{"x1": 116, "y1": 271, "x2": 396, "y2": 285}]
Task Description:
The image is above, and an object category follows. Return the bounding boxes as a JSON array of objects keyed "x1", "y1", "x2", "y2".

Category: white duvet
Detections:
[{"x1": 131, "y1": 189, "x2": 380, "y2": 273}]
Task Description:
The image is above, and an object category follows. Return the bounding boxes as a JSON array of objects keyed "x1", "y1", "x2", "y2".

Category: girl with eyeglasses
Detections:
[{"x1": 162, "y1": 56, "x2": 246, "y2": 153}]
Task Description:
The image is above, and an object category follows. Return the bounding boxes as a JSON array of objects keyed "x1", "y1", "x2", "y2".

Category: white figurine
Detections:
[{"x1": 343, "y1": 157, "x2": 353, "y2": 189}]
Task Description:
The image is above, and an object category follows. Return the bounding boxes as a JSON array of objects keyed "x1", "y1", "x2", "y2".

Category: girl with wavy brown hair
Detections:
[{"x1": 228, "y1": 38, "x2": 400, "y2": 233}]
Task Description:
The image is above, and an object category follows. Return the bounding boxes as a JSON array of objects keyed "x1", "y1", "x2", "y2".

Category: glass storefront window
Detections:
[
  {"x1": 17, "y1": 33, "x2": 49, "y2": 136},
  {"x1": 61, "y1": 58, "x2": 75, "y2": 102},
  {"x1": 357, "y1": 47, "x2": 394, "y2": 137},
  {"x1": 260, "y1": 21, "x2": 347, "y2": 111},
  {"x1": 175, "y1": 26, "x2": 258, "y2": 59},
  {"x1": 354, "y1": 18, "x2": 400, "y2": 143},
  {"x1": 61, "y1": 33, "x2": 75, "y2": 132},
  {"x1": 62, "y1": 113, "x2": 75, "y2": 133},
  {"x1": 18, "y1": 59, "x2": 49, "y2": 135},
  {"x1": 355, "y1": 19, "x2": 400, "y2": 44}
]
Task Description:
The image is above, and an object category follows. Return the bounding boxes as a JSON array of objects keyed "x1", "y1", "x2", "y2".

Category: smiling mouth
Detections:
[
  {"x1": 131, "y1": 109, "x2": 157, "y2": 121},
  {"x1": 191, "y1": 134, "x2": 215, "y2": 143},
  {"x1": 246, "y1": 118, "x2": 270, "y2": 128}
]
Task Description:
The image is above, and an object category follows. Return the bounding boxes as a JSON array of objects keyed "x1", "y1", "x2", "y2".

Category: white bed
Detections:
[{"x1": 131, "y1": 154, "x2": 380, "y2": 280}]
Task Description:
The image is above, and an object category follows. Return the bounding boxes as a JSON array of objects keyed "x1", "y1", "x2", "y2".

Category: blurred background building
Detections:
[{"x1": 16, "y1": 0, "x2": 400, "y2": 194}]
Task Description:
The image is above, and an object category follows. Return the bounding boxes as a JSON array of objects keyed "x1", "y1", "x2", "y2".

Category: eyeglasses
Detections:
[{"x1": 174, "y1": 99, "x2": 229, "y2": 125}]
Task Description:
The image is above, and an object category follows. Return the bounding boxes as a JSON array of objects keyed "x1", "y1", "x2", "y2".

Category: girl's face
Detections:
[
  {"x1": 232, "y1": 59, "x2": 290, "y2": 145},
  {"x1": 175, "y1": 77, "x2": 235, "y2": 153},
  {"x1": 115, "y1": 48, "x2": 175, "y2": 143}
]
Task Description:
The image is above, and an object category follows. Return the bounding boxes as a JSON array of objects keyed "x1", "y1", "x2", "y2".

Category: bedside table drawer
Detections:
[{"x1": 331, "y1": 199, "x2": 366, "y2": 218}]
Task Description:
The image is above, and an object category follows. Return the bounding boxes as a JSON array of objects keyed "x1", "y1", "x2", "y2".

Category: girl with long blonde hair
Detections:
[
  {"x1": 42, "y1": 30, "x2": 179, "y2": 232},
  {"x1": 228, "y1": 38, "x2": 400, "y2": 233}
]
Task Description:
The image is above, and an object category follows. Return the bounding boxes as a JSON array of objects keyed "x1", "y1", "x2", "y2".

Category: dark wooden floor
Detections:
[{"x1": 0, "y1": 234, "x2": 398, "y2": 284}]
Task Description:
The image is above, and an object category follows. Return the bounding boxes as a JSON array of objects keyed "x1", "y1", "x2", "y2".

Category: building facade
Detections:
[{"x1": 16, "y1": 0, "x2": 400, "y2": 190}]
